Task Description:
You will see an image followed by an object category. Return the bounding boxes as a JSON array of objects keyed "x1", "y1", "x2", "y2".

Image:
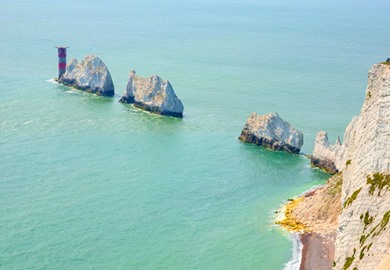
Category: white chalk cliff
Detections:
[
  {"x1": 59, "y1": 55, "x2": 115, "y2": 97},
  {"x1": 239, "y1": 112, "x2": 303, "y2": 153},
  {"x1": 119, "y1": 70, "x2": 184, "y2": 118},
  {"x1": 312, "y1": 63, "x2": 390, "y2": 270}
]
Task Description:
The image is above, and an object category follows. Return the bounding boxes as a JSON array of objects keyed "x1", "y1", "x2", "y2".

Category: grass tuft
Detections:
[
  {"x1": 366, "y1": 173, "x2": 390, "y2": 196},
  {"x1": 344, "y1": 187, "x2": 362, "y2": 208}
]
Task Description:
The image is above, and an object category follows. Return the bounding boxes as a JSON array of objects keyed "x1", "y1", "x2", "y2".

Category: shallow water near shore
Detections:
[{"x1": 1, "y1": 0, "x2": 390, "y2": 269}]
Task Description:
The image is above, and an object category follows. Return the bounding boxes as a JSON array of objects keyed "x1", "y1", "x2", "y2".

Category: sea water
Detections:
[{"x1": 1, "y1": 0, "x2": 389, "y2": 269}]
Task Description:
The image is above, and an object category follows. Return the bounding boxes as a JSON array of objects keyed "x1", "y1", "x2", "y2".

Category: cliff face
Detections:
[
  {"x1": 319, "y1": 64, "x2": 390, "y2": 270},
  {"x1": 276, "y1": 64, "x2": 390, "y2": 270}
]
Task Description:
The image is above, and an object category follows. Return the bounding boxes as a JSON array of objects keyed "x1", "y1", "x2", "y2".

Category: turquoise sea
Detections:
[{"x1": 1, "y1": 0, "x2": 390, "y2": 269}]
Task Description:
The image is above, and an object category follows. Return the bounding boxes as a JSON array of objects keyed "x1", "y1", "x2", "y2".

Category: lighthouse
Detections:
[{"x1": 55, "y1": 46, "x2": 68, "y2": 79}]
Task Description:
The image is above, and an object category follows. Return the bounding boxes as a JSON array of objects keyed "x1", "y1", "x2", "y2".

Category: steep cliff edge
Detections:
[
  {"x1": 333, "y1": 63, "x2": 390, "y2": 270},
  {"x1": 278, "y1": 63, "x2": 390, "y2": 270}
]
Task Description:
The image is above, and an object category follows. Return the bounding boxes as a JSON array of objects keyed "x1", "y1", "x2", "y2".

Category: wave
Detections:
[
  {"x1": 66, "y1": 90, "x2": 78, "y2": 94},
  {"x1": 46, "y1": 78, "x2": 58, "y2": 84},
  {"x1": 284, "y1": 233, "x2": 302, "y2": 270}
]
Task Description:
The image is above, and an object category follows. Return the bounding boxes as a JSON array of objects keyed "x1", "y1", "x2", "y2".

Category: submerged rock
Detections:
[
  {"x1": 58, "y1": 55, "x2": 114, "y2": 97},
  {"x1": 239, "y1": 112, "x2": 303, "y2": 153},
  {"x1": 119, "y1": 70, "x2": 184, "y2": 117}
]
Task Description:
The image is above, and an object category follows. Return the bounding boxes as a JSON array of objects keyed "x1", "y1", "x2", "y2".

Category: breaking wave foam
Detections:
[
  {"x1": 46, "y1": 78, "x2": 58, "y2": 84},
  {"x1": 284, "y1": 233, "x2": 302, "y2": 270}
]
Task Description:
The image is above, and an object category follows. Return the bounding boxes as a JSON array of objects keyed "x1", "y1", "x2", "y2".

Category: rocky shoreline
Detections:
[{"x1": 276, "y1": 173, "x2": 342, "y2": 270}]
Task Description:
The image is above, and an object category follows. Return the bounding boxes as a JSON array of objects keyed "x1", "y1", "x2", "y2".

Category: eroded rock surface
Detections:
[
  {"x1": 278, "y1": 63, "x2": 390, "y2": 270},
  {"x1": 332, "y1": 63, "x2": 390, "y2": 270},
  {"x1": 239, "y1": 112, "x2": 303, "y2": 153},
  {"x1": 305, "y1": 63, "x2": 390, "y2": 270},
  {"x1": 58, "y1": 55, "x2": 114, "y2": 96},
  {"x1": 311, "y1": 131, "x2": 342, "y2": 174},
  {"x1": 119, "y1": 70, "x2": 184, "y2": 117}
]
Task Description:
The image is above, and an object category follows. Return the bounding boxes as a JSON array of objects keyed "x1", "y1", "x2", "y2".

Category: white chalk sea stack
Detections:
[
  {"x1": 310, "y1": 131, "x2": 342, "y2": 174},
  {"x1": 59, "y1": 55, "x2": 115, "y2": 97},
  {"x1": 119, "y1": 70, "x2": 184, "y2": 118},
  {"x1": 239, "y1": 112, "x2": 303, "y2": 154}
]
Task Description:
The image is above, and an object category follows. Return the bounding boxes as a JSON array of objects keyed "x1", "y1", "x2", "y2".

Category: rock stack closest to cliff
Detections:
[
  {"x1": 119, "y1": 70, "x2": 184, "y2": 118},
  {"x1": 58, "y1": 55, "x2": 115, "y2": 97},
  {"x1": 239, "y1": 112, "x2": 303, "y2": 154},
  {"x1": 310, "y1": 131, "x2": 342, "y2": 174}
]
